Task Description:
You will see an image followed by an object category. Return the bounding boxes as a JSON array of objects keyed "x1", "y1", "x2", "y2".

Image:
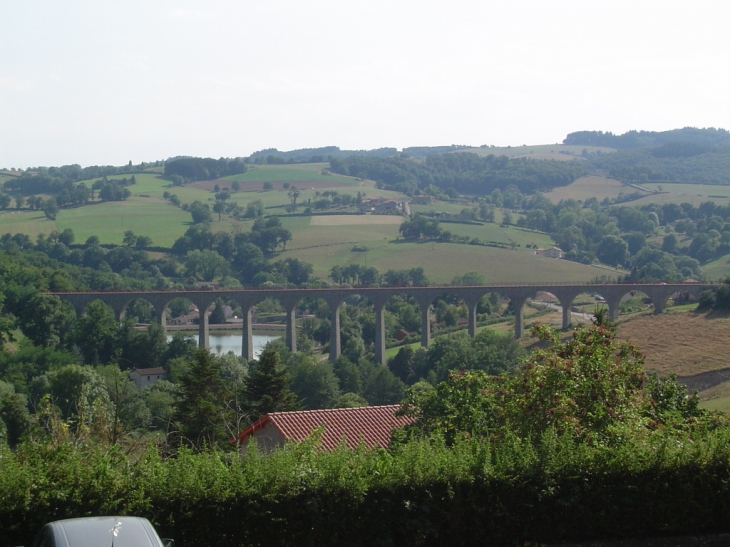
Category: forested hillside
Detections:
[
  {"x1": 329, "y1": 152, "x2": 588, "y2": 195},
  {"x1": 565, "y1": 127, "x2": 730, "y2": 185},
  {"x1": 564, "y1": 127, "x2": 730, "y2": 149}
]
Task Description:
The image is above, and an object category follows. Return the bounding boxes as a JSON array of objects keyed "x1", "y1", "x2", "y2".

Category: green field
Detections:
[
  {"x1": 546, "y1": 177, "x2": 730, "y2": 208},
  {"x1": 698, "y1": 255, "x2": 730, "y2": 281},
  {"x1": 699, "y1": 395, "x2": 730, "y2": 412},
  {"x1": 635, "y1": 183, "x2": 730, "y2": 207},
  {"x1": 54, "y1": 199, "x2": 192, "y2": 246},
  {"x1": 442, "y1": 222, "x2": 553, "y2": 248},
  {"x1": 643, "y1": 183, "x2": 730, "y2": 197},
  {"x1": 224, "y1": 163, "x2": 356, "y2": 184},
  {"x1": 0, "y1": 210, "x2": 58, "y2": 239},
  {"x1": 632, "y1": 193, "x2": 730, "y2": 208},
  {"x1": 277, "y1": 216, "x2": 616, "y2": 284},
  {"x1": 16, "y1": 173, "x2": 402, "y2": 246},
  {"x1": 409, "y1": 202, "x2": 476, "y2": 215},
  {"x1": 546, "y1": 176, "x2": 650, "y2": 203},
  {"x1": 460, "y1": 144, "x2": 615, "y2": 161}
]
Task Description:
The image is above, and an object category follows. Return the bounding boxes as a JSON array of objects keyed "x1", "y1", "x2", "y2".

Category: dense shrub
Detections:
[{"x1": 4, "y1": 430, "x2": 730, "y2": 547}]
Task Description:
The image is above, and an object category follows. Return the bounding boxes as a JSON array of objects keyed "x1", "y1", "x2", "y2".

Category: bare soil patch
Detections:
[
  {"x1": 615, "y1": 311, "x2": 730, "y2": 379},
  {"x1": 309, "y1": 215, "x2": 403, "y2": 226},
  {"x1": 188, "y1": 179, "x2": 354, "y2": 192}
]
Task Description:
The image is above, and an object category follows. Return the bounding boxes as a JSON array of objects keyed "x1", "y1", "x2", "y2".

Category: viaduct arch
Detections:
[{"x1": 51, "y1": 282, "x2": 716, "y2": 365}]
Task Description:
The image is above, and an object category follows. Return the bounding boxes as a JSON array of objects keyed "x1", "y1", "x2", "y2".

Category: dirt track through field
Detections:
[{"x1": 309, "y1": 215, "x2": 403, "y2": 226}]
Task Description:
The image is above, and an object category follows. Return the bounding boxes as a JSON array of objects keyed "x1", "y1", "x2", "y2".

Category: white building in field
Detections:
[{"x1": 535, "y1": 247, "x2": 563, "y2": 259}]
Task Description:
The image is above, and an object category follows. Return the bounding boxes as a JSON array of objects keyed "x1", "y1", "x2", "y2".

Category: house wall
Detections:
[
  {"x1": 241, "y1": 422, "x2": 286, "y2": 455},
  {"x1": 536, "y1": 248, "x2": 562, "y2": 259},
  {"x1": 129, "y1": 372, "x2": 164, "y2": 389}
]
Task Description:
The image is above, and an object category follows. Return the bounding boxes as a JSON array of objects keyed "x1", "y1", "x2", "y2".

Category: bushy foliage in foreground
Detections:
[
  {"x1": 3, "y1": 430, "x2": 730, "y2": 547},
  {"x1": 399, "y1": 316, "x2": 720, "y2": 447}
]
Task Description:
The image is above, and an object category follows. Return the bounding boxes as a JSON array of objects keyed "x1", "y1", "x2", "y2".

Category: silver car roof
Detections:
[{"x1": 48, "y1": 516, "x2": 163, "y2": 547}]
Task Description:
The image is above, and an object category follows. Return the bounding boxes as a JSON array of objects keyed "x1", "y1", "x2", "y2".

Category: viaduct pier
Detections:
[{"x1": 51, "y1": 282, "x2": 716, "y2": 365}]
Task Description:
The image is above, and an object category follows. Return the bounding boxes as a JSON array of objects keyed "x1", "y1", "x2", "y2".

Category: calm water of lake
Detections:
[{"x1": 166, "y1": 333, "x2": 281, "y2": 359}]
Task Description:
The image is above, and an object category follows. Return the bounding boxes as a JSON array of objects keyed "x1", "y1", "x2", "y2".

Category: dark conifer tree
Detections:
[
  {"x1": 243, "y1": 346, "x2": 299, "y2": 421},
  {"x1": 173, "y1": 348, "x2": 229, "y2": 450},
  {"x1": 209, "y1": 298, "x2": 227, "y2": 324}
]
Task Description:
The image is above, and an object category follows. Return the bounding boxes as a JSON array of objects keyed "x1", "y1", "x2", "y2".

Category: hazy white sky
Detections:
[{"x1": 1, "y1": 0, "x2": 729, "y2": 168}]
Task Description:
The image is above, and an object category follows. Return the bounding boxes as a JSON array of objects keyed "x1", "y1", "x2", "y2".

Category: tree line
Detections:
[
  {"x1": 329, "y1": 152, "x2": 588, "y2": 196},
  {"x1": 563, "y1": 127, "x2": 730, "y2": 149},
  {"x1": 163, "y1": 156, "x2": 248, "y2": 184}
]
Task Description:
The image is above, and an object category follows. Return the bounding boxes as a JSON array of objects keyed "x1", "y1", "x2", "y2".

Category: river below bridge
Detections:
[{"x1": 166, "y1": 333, "x2": 281, "y2": 359}]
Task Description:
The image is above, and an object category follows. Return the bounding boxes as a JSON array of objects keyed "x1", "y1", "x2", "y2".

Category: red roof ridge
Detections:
[
  {"x1": 238, "y1": 405, "x2": 412, "y2": 451},
  {"x1": 266, "y1": 404, "x2": 400, "y2": 418}
]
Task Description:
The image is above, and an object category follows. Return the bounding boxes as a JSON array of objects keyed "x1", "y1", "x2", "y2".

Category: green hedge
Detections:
[{"x1": 3, "y1": 431, "x2": 730, "y2": 547}]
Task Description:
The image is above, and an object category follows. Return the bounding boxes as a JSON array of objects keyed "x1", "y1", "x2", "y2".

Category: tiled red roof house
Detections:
[{"x1": 238, "y1": 405, "x2": 414, "y2": 454}]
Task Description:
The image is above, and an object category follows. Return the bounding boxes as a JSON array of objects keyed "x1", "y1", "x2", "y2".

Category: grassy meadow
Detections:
[
  {"x1": 277, "y1": 214, "x2": 615, "y2": 284},
  {"x1": 546, "y1": 176, "x2": 730, "y2": 208},
  {"x1": 459, "y1": 144, "x2": 615, "y2": 161},
  {"x1": 55, "y1": 199, "x2": 192, "y2": 246},
  {"x1": 224, "y1": 163, "x2": 356, "y2": 184},
  {"x1": 0, "y1": 209, "x2": 58, "y2": 239},
  {"x1": 643, "y1": 182, "x2": 730, "y2": 198},
  {"x1": 1, "y1": 168, "x2": 399, "y2": 247},
  {"x1": 701, "y1": 255, "x2": 730, "y2": 280},
  {"x1": 545, "y1": 175, "x2": 648, "y2": 203}
]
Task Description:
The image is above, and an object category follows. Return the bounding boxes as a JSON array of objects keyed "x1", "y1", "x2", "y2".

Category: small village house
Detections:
[
  {"x1": 128, "y1": 367, "x2": 166, "y2": 389},
  {"x1": 238, "y1": 405, "x2": 414, "y2": 454},
  {"x1": 535, "y1": 247, "x2": 563, "y2": 259}
]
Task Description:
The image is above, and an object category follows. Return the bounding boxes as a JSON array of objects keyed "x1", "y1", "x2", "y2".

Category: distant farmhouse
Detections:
[
  {"x1": 359, "y1": 197, "x2": 410, "y2": 215},
  {"x1": 168, "y1": 303, "x2": 233, "y2": 326},
  {"x1": 535, "y1": 247, "x2": 563, "y2": 259}
]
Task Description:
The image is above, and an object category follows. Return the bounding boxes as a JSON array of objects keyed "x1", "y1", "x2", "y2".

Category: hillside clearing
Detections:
[
  {"x1": 546, "y1": 175, "x2": 647, "y2": 203},
  {"x1": 221, "y1": 163, "x2": 358, "y2": 186},
  {"x1": 54, "y1": 199, "x2": 192, "y2": 246},
  {"x1": 309, "y1": 215, "x2": 403, "y2": 226},
  {"x1": 279, "y1": 234, "x2": 618, "y2": 284},
  {"x1": 459, "y1": 144, "x2": 616, "y2": 161}
]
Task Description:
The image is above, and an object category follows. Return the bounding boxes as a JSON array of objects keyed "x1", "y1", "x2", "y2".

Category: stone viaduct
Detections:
[{"x1": 51, "y1": 282, "x2": 716, "y2": 365}]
